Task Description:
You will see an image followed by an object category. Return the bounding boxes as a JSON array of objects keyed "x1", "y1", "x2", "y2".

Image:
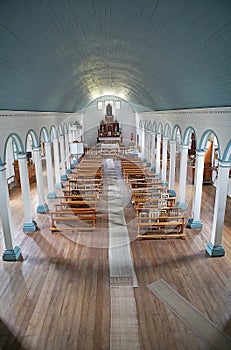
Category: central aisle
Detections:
[{"x1": 104, "y1": 158, "x2": 140, "y2": 350}]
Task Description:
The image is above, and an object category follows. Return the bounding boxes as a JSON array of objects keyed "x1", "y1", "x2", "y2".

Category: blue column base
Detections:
[
  {"x1": 176, "y1": 201, "x2": 188, "y2": 210},
  {"x1": 47, "y1": 192, "x2": 56, "y2": 199},
  {"x1": 162, "y1": 181, "x2": 168, "y2": 187},
  {"x1": 206, "y1": 242, "x2": 225, "y2": 257},
  {"x1": 37, "y1": 204, "x2": 49, "y2": 213},
  {"x1": 73, "y1": 159, "x2": 78, "y2": 164},
  {"x1": 55, "y1": 182, "x2": 62, "y2": 189},
  {"x1": 70, "y1": 164, "x2": 75, "y2": 169},
  {"x1": 23, "y1": 220, "x2": 37, "y2": 232},
  {"x1": 187, "y1": 218, "x2": 203, "y2": 229},
  {"x1": 61, "y1": 174, "x2": 68, "y2": 181},
  {"x1": 167, "y1": 189, "x2": 176, "y2": 197},
  {"x1": 150, "y1": 167, "x2": 156, "y2": 173},
  {"x1": 146, "y1": 162, "x2": 151, "y2": 167},
  {"x1": 3, "y1": 246, "x2": 21, "y2": 261},
  {"x1": 143, "y1": 159, "x2": 147, "y2": 163},
  {"x1": 66, "y1": 168, "x2": 72, "y2": 174}
]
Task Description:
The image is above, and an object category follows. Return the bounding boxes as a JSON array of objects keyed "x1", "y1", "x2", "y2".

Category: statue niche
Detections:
[
  {"x1": 106, "y1": 103, "x2": 112, "y2": 116},
  {"x1": 105, "y1": 103, "x2": 113, "y2": 123}
]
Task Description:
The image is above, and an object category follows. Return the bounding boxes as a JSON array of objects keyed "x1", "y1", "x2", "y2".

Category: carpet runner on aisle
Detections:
[{"x1": 104, "y1": 158, "x2": 140, "y2": 350}]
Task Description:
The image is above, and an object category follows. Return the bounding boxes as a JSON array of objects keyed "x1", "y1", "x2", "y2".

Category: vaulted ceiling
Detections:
[{"x1": 0, "y1": 0, "x2": 231, "y2": 113}]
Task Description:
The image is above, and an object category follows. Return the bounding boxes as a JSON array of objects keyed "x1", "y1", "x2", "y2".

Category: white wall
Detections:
[{"x1": 82, "y1": 96, "x2": 136, "y2": 147}]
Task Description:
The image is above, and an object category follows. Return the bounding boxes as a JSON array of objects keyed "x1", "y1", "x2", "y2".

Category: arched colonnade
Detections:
[
  {"x1": 0, "y1": 121, "x2": 82, "y2": 260},
  {"x1": 138, "y1": 118, "x2": 231, "y2": 258}
]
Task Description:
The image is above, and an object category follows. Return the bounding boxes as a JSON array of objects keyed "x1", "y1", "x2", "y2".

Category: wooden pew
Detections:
[
  {"x1": 49, "y1": 207, "x2": 96, "y2": 232},
  {"x1": 132, "y1": 191, "x2": 162, "y2": 205},
  {"x1": 58, "y1": 200, "x2": 97, "y2": 208},
  {"x1": 131, "y1": 187, "x2": 165, "y2": 196},
  {"x1": 66, "y1": 177, "x2": 102, "y2": 185},
  {"x1": 137, "y1": 207, "x2": 186, "y2": 239},
  {"x1": 124, "y1": 172, "x2": 161, "y2": 183},
  {"x1": 62, "y1": 188, "x2": 101, "y2": 197},
  {"x1": 135, "y1": 205, "x2": 181, "y2": 217},
  {"x1": 58, "y1": 193, "x2": 99, "y2": 202},
  {"x1": 129, "y1": 180, "x2": 164, "y2": 188},
  {"x1": 63, "y1": 179, "x2": 102, "y2": 195},
  {"x1": 132, "y1": 194, "x2": 175, "y2": 209}
]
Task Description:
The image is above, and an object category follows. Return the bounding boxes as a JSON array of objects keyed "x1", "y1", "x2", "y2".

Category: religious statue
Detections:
[{"x1": 106, "y1": 103, "x2": 112, "y2": 116}]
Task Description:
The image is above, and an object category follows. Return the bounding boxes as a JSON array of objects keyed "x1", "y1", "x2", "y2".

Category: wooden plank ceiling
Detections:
[{"x1": 0, "y1": 0, "x2": 231, "y2": 112}]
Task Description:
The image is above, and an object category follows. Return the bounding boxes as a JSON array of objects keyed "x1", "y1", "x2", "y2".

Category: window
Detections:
[
  {"x1": 97, "y1": 101, "x2": 103, "y2": 110},
  {"x1": 115, "y1": 100, "x2": 121, "y2": 110}
]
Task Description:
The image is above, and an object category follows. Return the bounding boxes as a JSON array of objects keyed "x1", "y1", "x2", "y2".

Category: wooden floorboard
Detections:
[{"x1": 0, "y1": 167, "x2": 230, "y2": 350}]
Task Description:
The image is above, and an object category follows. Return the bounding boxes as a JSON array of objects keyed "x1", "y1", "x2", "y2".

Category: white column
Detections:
[
  {"x1": 148, "y1": 131, "x2": 151, "y2": 163},
  {"x1": 150, "y1": 132, "x2": 156, "y2": 171},
  {"x1": 139, "y1": 128, "x2": 142, "y2": 151},
  {"x1": 59, "y1": 135, "x2": 68, "y2": 181},
  {"x1": 169, "y1": 140, "x2": 176, "y2": 192},
  {"x1": 135, "y1": 128, "x2": 138, "y2": 148},
  {"x1": 140, "y1": 128, "x2": 145, "y2": 160},
  {"x1": 65, "y1": 132, "x2": 71, "y2": 172},
  {"x1": 144, "y1": 130, "x2": 148, "y2": 162},
  {"x1": 177, "y1": 144, "x2": 188, "y2": 209},
  {"x1": 206, "y1": 161, "x2": 230, "y2": 257},
  {"x1": 69, "y1": 128, "x2": 72, "y2": 143},
  {"x1": 188, "y1": 150, "x2": 205, "y2": 228},
  {"x1": 146, "y1": 131, "x2": 151, "y2": 164},
  {"x1": 156, "y1": 133, "x2": 161, "y2": 176},
  {"x1": 72, "y1": 127, "x2": 78, "y2": 142},
  {"x1": 53, "y1": 138, "x2": 61, "y2": 188},
  {"x1": 149, "y1": 131, "x2": 152, "y2": 160},
  {"x1": 33, "y1": 147, "x2": 48, "y2": 213},
  {"x1": 17, "y1": 153, "x2": 37, "y2": 231},
  {"x1": 0, "y1": 163, "x2": 21, "y2": 261},
  {"x1": 45, "y1": 142, "x2": 56, "y2": 199},
  {"x1": 76, "y1": 127, "x2": 81, "y2": 141},
  {"x1": 161, "y1": 137, "x2": 168, "y2": 185},
  {"x1": 143, "y1": 129, "x2": 148, "y2": 162}
]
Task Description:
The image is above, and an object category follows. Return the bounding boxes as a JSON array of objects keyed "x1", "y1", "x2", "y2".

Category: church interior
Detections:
[{"x1": 0, "y1": 1, "x2": 231, "y2": 349}]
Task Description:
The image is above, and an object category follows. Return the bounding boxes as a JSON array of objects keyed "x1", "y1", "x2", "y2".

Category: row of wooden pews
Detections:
[
  {"x1": 49, "y1": 156, "x2": 103, "y2": 232},
  {"x1": 121, "y1": 157, "x2": 187, "y2": 239},
  {"x1": 49, "y1": 153, "x2": 186, "y2": 239}
]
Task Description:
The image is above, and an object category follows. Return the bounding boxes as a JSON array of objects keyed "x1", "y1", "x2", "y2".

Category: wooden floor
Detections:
[{"x1": 0, "y1": 162, "x2": 231, "y2": 350}]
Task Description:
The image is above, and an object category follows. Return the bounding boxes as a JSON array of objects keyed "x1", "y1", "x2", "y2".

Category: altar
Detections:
[{"x1": 97, "y1": 103, "x2": 122, "y2": 144}]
